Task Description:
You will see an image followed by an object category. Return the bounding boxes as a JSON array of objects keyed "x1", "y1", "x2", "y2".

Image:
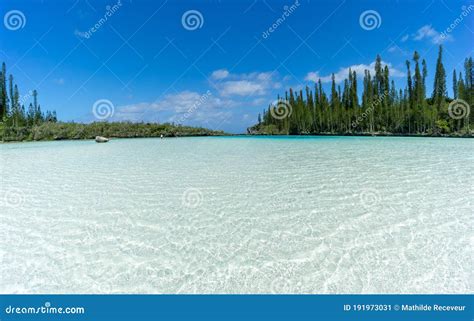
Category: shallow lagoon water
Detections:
[{"x1": 0, "y1": 136, "x2": 472, "y2": 293}]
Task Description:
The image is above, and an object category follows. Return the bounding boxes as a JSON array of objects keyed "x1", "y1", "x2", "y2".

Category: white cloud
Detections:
[
  {"x1": 401, "y1": 34, "x2": 409, "y2": 42},
  {"x1": 305, "y1": 61, "x2": 404, "y2": 84},
  {"x1": 211, "y1": 69, "x2": 229, "y2": 80},
  {"x1": 388, "y1": 46, "x2": 408, "y2": 56},
  {"x1": 74, "y1": 29, "x2": 88, "y2": 39},
  {"x1": 413, "y1": 25, "x2": 452, "y2": 44},
  {"x1": 109, "y1": 70, "x2": 284, "y2": 128},
  {"x1": 112, "y1": 90, "x2": 236, "y2": 124},
  {"x1": 305, "y1": 72, "x2": 319, "y2": 83},
  {"x1": 219, "y1": 80, "x2": 266, "y2": 96},
  {"x1": 54, "y1": 78, "x2": 65, "y2": 85},
  {"x1": 211, "y1": 70, "x2": 278, "y2": 97},
  {"x1": 250, "y1": 97, "x2": 267, "y2": 106}
]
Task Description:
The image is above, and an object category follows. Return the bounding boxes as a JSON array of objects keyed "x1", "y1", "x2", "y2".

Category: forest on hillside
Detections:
[{"x1": 250, "y1": 46, "x2": 473, "y2": 136}]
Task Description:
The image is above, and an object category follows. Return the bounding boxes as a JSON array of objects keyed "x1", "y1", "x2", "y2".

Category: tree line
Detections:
[
  {"x1": 0, "y1": 62, "x2": 224, "y2": 141},
  {"x1": 0, "y1": 62, "x2": 57, "y2": 129},
  {"x1": 250, "y1": 46, "x2": 473, "y2": 136}
]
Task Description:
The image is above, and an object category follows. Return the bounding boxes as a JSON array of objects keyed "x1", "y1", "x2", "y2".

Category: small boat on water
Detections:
[{"x1": 95, "y1": 136, "x2": 109, "y2": 143}]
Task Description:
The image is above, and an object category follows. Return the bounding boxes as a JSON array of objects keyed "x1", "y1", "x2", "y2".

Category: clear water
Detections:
[{"x1": 0, "y1": 136, "x2": 472, "y2": 294}]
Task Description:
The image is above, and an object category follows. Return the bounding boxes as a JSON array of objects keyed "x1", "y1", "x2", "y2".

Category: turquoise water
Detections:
[{"x1": 0, "y1": 136, "x2": 472, "y2": 293}]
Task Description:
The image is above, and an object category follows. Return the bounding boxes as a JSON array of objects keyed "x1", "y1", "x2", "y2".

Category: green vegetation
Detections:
[
  {"x1": 0, "y1": 62, "x2": 224, "y2": 142},
  {"x1": 0, "y1": 62, "x2": 58, "y2": 135},
  {"x1": 250, "y1": 46, "x2": 473, "y2": 136},
  {"x1": 0, "y1": 122, "x2": 225, "y2": 142}
]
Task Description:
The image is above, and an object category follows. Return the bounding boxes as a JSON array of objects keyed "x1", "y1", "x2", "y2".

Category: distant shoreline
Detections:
[
  {"x1": 2, "y1": 132, "x2": 472, "y2": 143},
  {"x1": 0, "y1": 133, "x2": 229, "y2": 144},
  {"x1": 0, "y1": 121, "x2": 227, "y2": 143},
  {"x1": 244, "y1": 132, "x2": 473, "y2": 138}
]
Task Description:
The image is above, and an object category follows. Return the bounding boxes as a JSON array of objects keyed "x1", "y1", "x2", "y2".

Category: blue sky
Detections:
[{"x1": 0, "y1": 0, "x2": 473, "y2": 133}]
